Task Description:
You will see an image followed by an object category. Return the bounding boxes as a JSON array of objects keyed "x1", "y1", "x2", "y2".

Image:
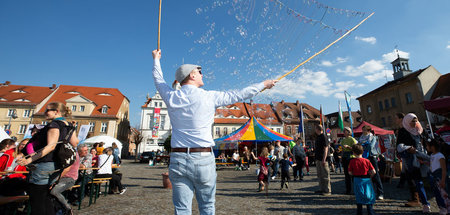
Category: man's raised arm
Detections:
[
  {"x1": 212, "y1": 80, "x2": 278, "y2": 107},
  {"x1": 152, "y1": 49, "x2": 172, "y2": 101}
]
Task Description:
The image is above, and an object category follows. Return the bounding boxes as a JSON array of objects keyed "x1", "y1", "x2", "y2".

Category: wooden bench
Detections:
[{"x1": 0, "y1": 195, "x2": 30, "y2": 215}]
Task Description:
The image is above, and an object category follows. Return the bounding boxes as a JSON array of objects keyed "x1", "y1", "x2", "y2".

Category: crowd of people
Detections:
[
  {"x1": 215, "y1": 113, "x2": 450, "y2": 215},
  {"x1": 0, "y1": 102, "x2": 125, "y2": 215}
]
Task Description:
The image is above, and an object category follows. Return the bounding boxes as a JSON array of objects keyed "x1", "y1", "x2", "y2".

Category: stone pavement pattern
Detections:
[{"x1": 74, "y1": 160, "x2": 440, "y2": 215}]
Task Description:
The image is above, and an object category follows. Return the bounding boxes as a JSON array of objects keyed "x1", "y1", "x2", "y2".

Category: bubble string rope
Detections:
[{"x1": 260, "y1": 12, "x2": 374, "y2": 92}]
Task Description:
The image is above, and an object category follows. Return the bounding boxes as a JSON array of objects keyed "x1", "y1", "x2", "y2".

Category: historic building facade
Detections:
[{"x1": 357, "y1": 56, "x2": 442, "y2": 129}]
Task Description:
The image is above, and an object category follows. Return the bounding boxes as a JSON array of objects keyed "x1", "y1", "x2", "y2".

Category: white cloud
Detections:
[
  {"x1": 382, "y1": 50, "x2": 410, "y2": 62},
  {"x1": 336, "y1": 60, "x2": 383, "y2": 77},
  {"x1": 265, "y1": 69, "x2": 364, "y2": 99},
  {"x1": 321, "y1": 60, "x2": 333, "y2": 67},
  {"x1": 447, "y1": 44, "x2": 450, "y2": 49},
  {"x1": 336, "y1": 57, "x2": 349, "y2": 64},
  {"x1": 320, "y1": 57, "x2": 349, "y2": 67},
  {"x1": 365, "y1": 70, "x2": 393, "y2": 82},
  {"x1": 337, "y1": 49, "x2": 410, "y2": 82},
  {"x1": 355, "y1": 36, "x2": 377, "y2": 44}
]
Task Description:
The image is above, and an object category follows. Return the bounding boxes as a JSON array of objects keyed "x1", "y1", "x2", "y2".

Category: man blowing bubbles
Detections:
[{"x1": 151, "y1": 49, "x2": 277, "y2": 214}]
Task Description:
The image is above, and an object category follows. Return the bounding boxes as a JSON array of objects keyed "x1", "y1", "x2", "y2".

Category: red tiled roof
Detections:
[
  {"x1": 0, "y1": 84, "x2": 55, "y2": 106},
  {"x1": 431, "y1": 73, "x2": 450, "y2": 99},
  {"x1": 214, "y1": 102, "x2": 281, "y2": 125},
  {"x1": 244, "y1": 103, "x2": 280, "y2": 125},
  {"x1": 272, "y1": 101, "x2": 322, "y2": 124},
  {"x1": 37, "y1": 85, "x2": 128, "y2": 117}
]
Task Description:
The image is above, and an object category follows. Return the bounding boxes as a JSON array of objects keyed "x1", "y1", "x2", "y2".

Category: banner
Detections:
[
  {"x1": 344, "y1": 91, "x2": 354, "y2": 137},
  {"x1": 337, "y1": 101, "x2": 344, "y2": 131},
  {"x1": 152, "y1": 108, "x2": 161, "y2": 138},
  {"x1": 77, "y1": 125, "x2": 92, "y2": 142}
]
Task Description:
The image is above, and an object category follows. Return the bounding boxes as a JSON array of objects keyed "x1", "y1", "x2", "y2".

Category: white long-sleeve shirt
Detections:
[{"x1": 152, "y1": 59, "x2": 265, "y2": 148}]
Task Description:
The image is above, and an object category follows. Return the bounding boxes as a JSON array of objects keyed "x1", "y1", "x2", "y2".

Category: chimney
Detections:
[
  {"x1": 4, "y1": 81, "x2": 11, "y2": 86},
  {"x1": 50, "y1": 84, "x2": 56, "y2": 90},
  {"x1": 249, "y1": 99, "x2": 253, "y2": 105}
]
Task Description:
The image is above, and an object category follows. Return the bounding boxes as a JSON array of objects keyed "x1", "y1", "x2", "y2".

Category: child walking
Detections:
[
  {"x1": 348, "y1": 144, "x2": 376, "y2": 215},
  {"x1": 251, "y1": 147, "x2": 271, "y2": 195},
  {"x1": 280, "y1": 153, "x2": 292, "y2": 190},
  {"x1": 426, "y1": 139, "x2": 449, "y2": 215}
]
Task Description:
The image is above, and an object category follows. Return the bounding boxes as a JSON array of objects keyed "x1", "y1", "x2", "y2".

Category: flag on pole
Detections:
[
  {"x1": 319, "y1": 105, "x2": 323, "y2": 126},
  {"x1": 298, "y1": 105, "x2": 304, "y2": 133},
  {"x1": 338, "y1": 101, "x2": 344, "y2": 132},
  {"x1": 344, "y1": 91, "x2": 354, "y2": 137}
]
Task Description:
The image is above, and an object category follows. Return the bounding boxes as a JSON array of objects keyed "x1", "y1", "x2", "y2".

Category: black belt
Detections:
[{"x1": 171, "y1": 147, "x2": 212, "y2": 153}]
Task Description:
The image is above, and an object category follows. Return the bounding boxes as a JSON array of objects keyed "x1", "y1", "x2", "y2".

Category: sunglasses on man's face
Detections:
[{"x1": 197, "y1": 67, "x2": 202, "y2": 75}]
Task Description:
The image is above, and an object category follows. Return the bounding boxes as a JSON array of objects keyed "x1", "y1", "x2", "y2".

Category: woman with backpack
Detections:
[{"x1": 17, "y1": 102, "x2": 78, "y2": 215}]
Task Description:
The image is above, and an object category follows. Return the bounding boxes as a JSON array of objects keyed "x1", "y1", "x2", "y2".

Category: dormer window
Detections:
[
  {"x1": 80, "y1": 105, "x2": 85, "y2": 112},
  {"x1": 14, "y1": 98, "x2": 30, "y2": 102},
  {"x1": 98, "y1": 93, "x2": 112, "y2": 96},
  {"x1": 0, "y1": 97, "x2": 6, "y2": 101},
  {"x1": 66, "y1": 91, "x2": 80, "y2": 94},
  {"x1": 101, "y1": 105, "x2": 108, "y2": 114},
  {"x1": 11, "y1": 89, "x2": 26, "y2": 93}
]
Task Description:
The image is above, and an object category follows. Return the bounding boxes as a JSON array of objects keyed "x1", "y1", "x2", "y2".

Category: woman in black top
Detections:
[
  {"x1": 18, "y1": 102, "x2": 78, "y2": 215},
  {"x1": 396, "y1": 113, "x2": 430, "y2": 211}
]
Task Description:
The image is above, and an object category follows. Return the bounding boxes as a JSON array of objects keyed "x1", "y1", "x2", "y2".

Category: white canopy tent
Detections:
[{"x1": 82, "y1": 135, "x2": 123, "y2": 158}]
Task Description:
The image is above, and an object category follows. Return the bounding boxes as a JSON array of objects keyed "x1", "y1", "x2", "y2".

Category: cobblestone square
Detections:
[{"x1": 73, "y1": 160, "x2": 441, "y2": 215}]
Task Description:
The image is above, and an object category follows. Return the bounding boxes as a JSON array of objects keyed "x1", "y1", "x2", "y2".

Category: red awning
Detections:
[
  {"x1": 424, "y1": 97, "x2": 450, "y2": 118},
  {"x1": 353, "y1": 121, "x2": 394, "y2": 135}
]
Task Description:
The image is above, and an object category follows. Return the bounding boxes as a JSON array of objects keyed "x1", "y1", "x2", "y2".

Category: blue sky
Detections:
[{"x1": 1, "y1": 0, "x2": 449, "y2": 127}]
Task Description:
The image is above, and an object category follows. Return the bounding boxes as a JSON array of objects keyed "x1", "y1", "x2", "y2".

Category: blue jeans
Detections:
[
  {"x1": 28, "y1": 162, "x2": 59, "y2": 185},
  {"x1": 272, "y1": 158, "x2": 280, "y2": 177},
  {"x1": 169, "y1": 151, "x2": 216, "y2": 215},
  {"x1": 429, "y1": 169, "x2": 448, "y2": 208}
]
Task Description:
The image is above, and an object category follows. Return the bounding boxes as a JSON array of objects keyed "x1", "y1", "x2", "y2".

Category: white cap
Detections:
[{"x1": 175, "y1": 64, "x2": 201, "y2": 83}]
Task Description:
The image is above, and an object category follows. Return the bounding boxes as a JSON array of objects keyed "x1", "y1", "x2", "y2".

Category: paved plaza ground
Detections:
[{"x1": 74, "y1": 160, "x2": 441, "y2": 215}]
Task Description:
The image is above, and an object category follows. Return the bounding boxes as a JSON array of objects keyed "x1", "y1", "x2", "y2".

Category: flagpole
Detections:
[
  {"x1": 157, "y1": 0, "x2": 162, "y2": 50},
  {"x1": 301, "y1": 105, "x2": 305, "y2": 142}
]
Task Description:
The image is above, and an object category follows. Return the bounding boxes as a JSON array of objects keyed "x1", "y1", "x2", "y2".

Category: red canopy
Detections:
[
  {"x1": 353, "y1": 121, "x2": 394, "y2": 136},
  {"x1": 424, "y1": 97, "x2": 450, "y2": 118}
]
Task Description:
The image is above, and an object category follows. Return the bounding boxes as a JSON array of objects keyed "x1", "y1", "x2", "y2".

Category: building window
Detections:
[
  {"x1": 89, "y1": 122, "x2": 95, "y2": 132},
  {"x1": 405, "y1": 93, "x2": 413, "y2": 104},
  {"x1": 100, "y1": 123, "x2": 108, "y2": 133},
  {"x1": 384, "y1": 99, "x2": 389, "y2": 109},
  {"x1": 7, "y1": 109, "x2": 15, "y2": 117},
  {"x1": 277, "y1": 128, "x2": 281, "y2": 133},
  {"x1": 154, "y1": 102, "x2": 158, "y2": 107},
  {"x1": 80, "y1": 105, "x2": 85, "y2": 112},
  {"x1": 4, "y1": 124, "x2": 11, "y2": 130},
  {"x1": 381, "y1": 117, "x2": 386, "y2": 127},
  {"x1": 378, "y1": 101, "x2": 383, "y2": 111},
  {"x1": 42, "y1": 121, "x2": 48, "y2": 125},
  {"x1": 18, "y1": 125, "x2": 27, "y2": 134},
  {"x1": 295, "y1": 126, "x2": 299, "y2": 133},
  {"x1": 224, "y1": 127, "x2": 228, "y2": 135},
  {"x1": 215, "y1": 127, "x2": 220, "y2": 136},
  {"x1": 101, "y1": 106, "x2": 108, "y2": 114},
  {"x1": 159, "y1": 102, "x2": 163, "y2": 107},
  {"x1": 391, "y1": 98, "x2": 396, "y2": 107},
  {"x1": 286, "y1": 126, "x2": 291, "y2": 135},
  {"x1": 74, "y1": 122, "x2": 78, "y2": 129},
  {"x1": 367, "y1": 105, "x2": 372, "y2": 114},
  {"x1": 160, "y1": 115, "x2": 166, "y2": 130},
  {"x1": 72, "y1": 105, "x2": 77, "y2": 112},
  {"x1": 23, "y1": 109, "x2": 31, "y2": 118}
]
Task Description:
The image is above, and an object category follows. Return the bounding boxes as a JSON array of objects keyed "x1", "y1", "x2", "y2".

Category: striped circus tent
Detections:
[{"x1": 214, "y1": 117, "x2": 293, "y2": 150}]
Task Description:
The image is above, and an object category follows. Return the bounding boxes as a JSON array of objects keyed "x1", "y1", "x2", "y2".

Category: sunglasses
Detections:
[
  {"x1": 197, "y1": 67, "x2": 202, "y2": 75},
  {"x1": 45, "y1": 108, "x2": 57, "y2": 113}
]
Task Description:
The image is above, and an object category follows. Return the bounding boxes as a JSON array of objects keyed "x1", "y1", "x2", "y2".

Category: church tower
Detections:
[{"x1": 391, "y1": 52, "x2": 412, "y2": 80}]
